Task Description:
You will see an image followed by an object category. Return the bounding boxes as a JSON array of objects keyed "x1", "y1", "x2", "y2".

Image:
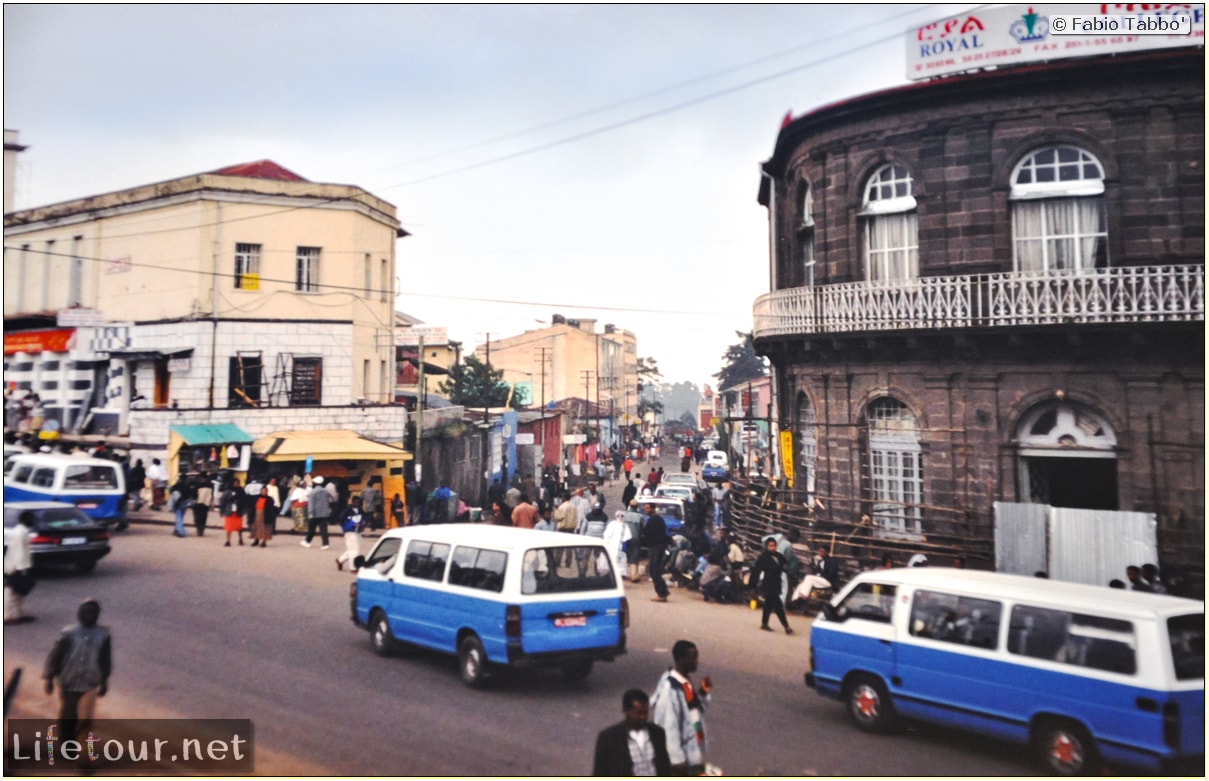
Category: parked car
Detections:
[
  {"x1": 702, "y1": 450, "x2": 730, "y2": 482},
  {"x1": 634, "y1": 496, "x2": 686, "y2": 535},
  {"x1": 654, "y1": 483, "x2": 695, "y2": 508},
  {"x1": 3, "y1": 501, "x2": 111, "y2": 573}
]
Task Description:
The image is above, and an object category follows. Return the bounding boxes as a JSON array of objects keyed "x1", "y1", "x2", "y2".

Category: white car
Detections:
[
  {"x1": 654, "y1": 484, "x2": 695, "y2": 505},
  {"x1": 661, "y1": 472, "x2": 704, "y2": 491}
]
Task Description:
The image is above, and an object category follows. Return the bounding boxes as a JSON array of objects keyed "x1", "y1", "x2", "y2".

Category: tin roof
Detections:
[{"x1": 209, "y1": 160, "x2": 309, "y2": 182}]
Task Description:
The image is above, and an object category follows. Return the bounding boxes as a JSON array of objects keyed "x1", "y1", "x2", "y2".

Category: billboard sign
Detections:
[{"x1": 908, "y1": 4, "x2": 1204, "y2": 81}]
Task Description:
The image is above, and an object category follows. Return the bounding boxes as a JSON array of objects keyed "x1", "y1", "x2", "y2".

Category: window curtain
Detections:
[
  {"x1": 867, "y1": 213, "x2": 918, "y2": 281},
  {"x1": 1015, "y1": 197, "x2": 1105, "y2": 272}
]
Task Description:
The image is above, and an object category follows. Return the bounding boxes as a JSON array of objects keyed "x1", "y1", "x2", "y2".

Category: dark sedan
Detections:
[{"x1": 4, "y1": 501, "x2": 111, "y2": 573}]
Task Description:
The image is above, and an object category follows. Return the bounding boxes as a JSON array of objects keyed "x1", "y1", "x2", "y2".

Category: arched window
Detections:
[
  {"x1": 796, "y1": 392, "x2": 818, "y2": 495},
  {"x1": 1016, "y1": 400, "x2": 1118, "y2": 509},
  {"x1": 1011, "y1": 146, "x2": 1107, "y2": 273},
  {"x1": 867, "y1": 397, "x2": 923, "y2": 538},
  {"x1": 862, "y1": 163, "x2": 918, "y2": 282},
  {"x1": 797, "y1": 180, "x2": 815, "y2": 286}
]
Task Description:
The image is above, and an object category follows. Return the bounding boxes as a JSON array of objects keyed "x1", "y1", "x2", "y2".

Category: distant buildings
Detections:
[
  {"x1": 474, "y1": 314, "x2": 639, "y2": 437},
  {"x1": 754, "y1": 23, "x2": 1204, "y2": 578}
]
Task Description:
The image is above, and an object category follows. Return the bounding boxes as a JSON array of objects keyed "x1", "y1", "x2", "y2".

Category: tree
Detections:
[
  {"x1": 636, "y1": 356, "x2": 661, "y2": 394},
  {"x1": 713, "y1": 331, "x2": 766, "y2": 390},
  {"x1": 437, "y1": 355, "x2": 522, "y2": 410}
]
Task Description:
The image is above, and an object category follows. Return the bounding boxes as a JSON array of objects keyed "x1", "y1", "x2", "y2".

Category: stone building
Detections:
[{"x1": 753, "y1": 47, "x2": 1204, "y2": 578}]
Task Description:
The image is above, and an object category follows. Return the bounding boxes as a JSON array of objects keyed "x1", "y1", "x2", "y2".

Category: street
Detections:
[{"x1": 3, "y1": 459, "x2": 1039, "y2": 776}]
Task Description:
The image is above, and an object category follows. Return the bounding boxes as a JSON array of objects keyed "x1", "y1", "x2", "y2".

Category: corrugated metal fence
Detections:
[{"x1": 995, "y1": 502, "x2": 1157, "y2": 587}]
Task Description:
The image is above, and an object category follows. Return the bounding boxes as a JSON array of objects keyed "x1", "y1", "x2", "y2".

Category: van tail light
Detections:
[
  {"x1": 506, "y1": 605, "x2": 522, "y2": 638},
  {"x1": 1162, "y1": 701, "x2": 1181, "y2": 748},
  {"x1": 620, "y1": 597, "x2": 630, "y2": 629}
]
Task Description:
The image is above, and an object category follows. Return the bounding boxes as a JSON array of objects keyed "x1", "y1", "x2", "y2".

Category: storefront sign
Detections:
[
  {"x1": 908, "y1": 4, "x2": 1204, "y2": 80},
  {"x1": 4, "y1": 329, "x2": 74, "y2": 355}
]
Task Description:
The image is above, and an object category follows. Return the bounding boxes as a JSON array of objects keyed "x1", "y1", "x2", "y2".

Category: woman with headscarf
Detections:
[
  {"x1": 247, "y1": 485, "x2": 278, "y2": 548},
  {"x1": 602, "y1": 510, "x2": 632, "y2": 579}
]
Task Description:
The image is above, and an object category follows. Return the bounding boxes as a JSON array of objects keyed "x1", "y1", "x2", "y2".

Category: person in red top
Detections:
[
  {"x1": 647, "y1": 468, "x2": 660, "y2": 490},
  {"x1": 622, "y1": 456, "x2": 634, "y2": 480}
]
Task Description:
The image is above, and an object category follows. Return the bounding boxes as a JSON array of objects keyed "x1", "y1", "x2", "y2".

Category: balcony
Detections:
[{"x1": 752, "y1": 265, "x2": 1204, "y2": 339}]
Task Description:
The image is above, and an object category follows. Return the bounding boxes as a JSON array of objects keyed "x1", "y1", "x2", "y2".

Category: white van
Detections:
[
  {"x1": 805, "y1": 568, "x2": 1203, "y2": 775},
  {"x1": 350, "y1": 524, "x2": 628, "y2": 687},
  {"x1": 3, "y1": 453, "x2": 127, "y2": 527}
]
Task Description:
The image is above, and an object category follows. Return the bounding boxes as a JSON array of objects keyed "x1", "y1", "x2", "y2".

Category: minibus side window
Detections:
[
  {"x1": 65, "y1": 464, "x2": 119, "y2": 489},
  {"x1": 1008, "y1": 605, "x2": 1137, "y2": 675},
  {"x1": 31, "y1": 467, "x2": 56, "y2": 488},
  {"x1": 11, "y1": 464, "x2": 33, "y2": 484},
  {"x1": 364, "y1": 538, "x2": 402, "y2": 574},
  {"x1": 909, "y1": 590, "x2": 1002, "y2": 649},
  {"x1": 403, "y1": 540, "x2": 449, "y2": 581},
  {"x1": 1168, "y1": 613, "x2": 1205, "y2": 681},
  {"x1": 836, "y1": 582, "x2": 896, "y2": 623},
  {"x1": 448, "y1": 546, "x2": 507, "y2": 593}
]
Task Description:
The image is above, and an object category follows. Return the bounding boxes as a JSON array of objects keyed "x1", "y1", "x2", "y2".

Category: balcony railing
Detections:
[{"x1": 752, "y1": 265, "x2": 1204, "y2": 339}]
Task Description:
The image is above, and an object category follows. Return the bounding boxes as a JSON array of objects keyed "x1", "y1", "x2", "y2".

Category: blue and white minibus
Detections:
[
  {"x1": 805, "y1": 568, "x2": 1203, "y2": 775},
  {"x1": 351, "y1": 524, "x2": 628, "y2": 687},
  {"x1": 3, "y1": 453, "x2": 127, "y2": 528}
]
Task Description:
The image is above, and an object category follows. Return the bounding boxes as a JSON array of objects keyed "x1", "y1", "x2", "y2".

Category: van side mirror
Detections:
[
  {"x1": 353, "y1": 555, "x2": 366, "y2": 570},
  {"x1": 822, "y1": 603, "x2": 847, "y2": 623}
]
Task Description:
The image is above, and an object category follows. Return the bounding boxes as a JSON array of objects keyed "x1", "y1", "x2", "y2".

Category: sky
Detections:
[{"x1": 3, "y1": 3, "x2": 980, "y2": 388}]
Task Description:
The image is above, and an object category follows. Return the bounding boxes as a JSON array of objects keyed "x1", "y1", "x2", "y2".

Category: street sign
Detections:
[{"x1": 57, "y1": 308, "x2": 105, "y2": 327}]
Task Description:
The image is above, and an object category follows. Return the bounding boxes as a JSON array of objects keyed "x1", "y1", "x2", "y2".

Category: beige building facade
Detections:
[{"x1": 4, "y1": 160, "x2": 406, "y2": 455}]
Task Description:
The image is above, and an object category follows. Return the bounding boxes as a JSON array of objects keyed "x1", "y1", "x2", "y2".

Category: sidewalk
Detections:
[{"x1": 123, "y1": 505, "x2": 386, "y2": 541}]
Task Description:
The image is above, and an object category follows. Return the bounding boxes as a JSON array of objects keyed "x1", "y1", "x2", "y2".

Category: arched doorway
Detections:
[{"x1": 1017, "y1": 400, "x2": 1118, "y2": 510}]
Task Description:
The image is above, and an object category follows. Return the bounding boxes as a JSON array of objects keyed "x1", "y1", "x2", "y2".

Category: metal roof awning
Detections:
[
  {"x1": 107, "y1": 347, "x2": 195, "y2": 361},
  {"x1": 252, "y1": 430, "x2": 412, "y2": 463},
  {"x1": 171, "y1": 423, "x2": 254, "y2": 446}
]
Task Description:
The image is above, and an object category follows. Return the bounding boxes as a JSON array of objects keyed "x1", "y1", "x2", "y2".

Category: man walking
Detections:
[
  {"x1": 302, "y1": 476, "x2": 332, "y2": 549},
  {"x1": 4, "y1": 511, "x2": 35, "y2": 624},
  {"x1": 43, "y1": 598, "x2": 112, "y2": 742},
  {"x1": 650, "y1": 639, "x2": 712, "y2": 775},
  {"x1": 593, "y1": 688, "x2": 671, "y2": 776},
  {"x1": 640, "y1": 504, "x2": 670, "y2": 602}
]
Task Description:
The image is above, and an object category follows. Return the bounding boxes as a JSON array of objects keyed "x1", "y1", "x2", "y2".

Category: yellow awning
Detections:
[{"x1": 252, "y1": 430, "x2": 412, "y2": 463}]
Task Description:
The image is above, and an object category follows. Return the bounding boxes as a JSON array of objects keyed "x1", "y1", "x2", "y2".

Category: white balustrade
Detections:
[{"x1": 753, "y1": 265, "x2": 1204, "y2": 338}]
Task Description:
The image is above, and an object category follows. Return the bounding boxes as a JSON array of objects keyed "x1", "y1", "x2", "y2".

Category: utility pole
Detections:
[
  {"x1": 480, "y1": 333, "x2": 491, "y2": 505},
  {"x1": 536, "y1": 347, "x2": 549, "y2": 462},
  {"x1": 415, "y1": 335, "x2": 424, "y2": 486}
]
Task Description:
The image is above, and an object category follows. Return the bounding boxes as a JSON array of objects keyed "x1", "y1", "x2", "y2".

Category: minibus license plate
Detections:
[
  {"x1": 62, "y1": 537, "x2": 87, "y2": 545},
  {"x1": 554, "y1": 616, "x2": 586, "y2": 628}
]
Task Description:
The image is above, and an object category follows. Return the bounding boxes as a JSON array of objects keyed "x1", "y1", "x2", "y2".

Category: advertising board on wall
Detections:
[{"x1": 908, "y1": 4, "x2": 1204, "y2": 81}]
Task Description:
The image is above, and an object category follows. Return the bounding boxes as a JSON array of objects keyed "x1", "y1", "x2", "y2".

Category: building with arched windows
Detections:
[{"x1": 753, "y1": 45, "x2": 1203, "y2": 583}]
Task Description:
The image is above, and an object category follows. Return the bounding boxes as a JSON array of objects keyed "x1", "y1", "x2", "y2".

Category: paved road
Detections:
[{"x1": 3, "y1": 454, "x2": 1038, "y2": 776}]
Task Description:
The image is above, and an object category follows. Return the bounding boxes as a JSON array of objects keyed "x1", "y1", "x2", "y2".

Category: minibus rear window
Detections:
[
  {"x1": 521, "y1": 546, "x2": 616, "y2": 595},
  {"x1": 1168, "y1": 613, "x2": 1205, "y2": 681}
]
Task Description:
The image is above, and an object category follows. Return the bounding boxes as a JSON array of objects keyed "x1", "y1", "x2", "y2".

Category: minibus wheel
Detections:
[
  {"x1": 369, "y1": 611, "x2": 397, "y2": 656},
  {"x1": 458, "y1": 635, "x2": 488, "y2": 688},
  {"x1": 844, "y1": 674, "x2": 896, "y2": 733},
  {"x1": 1035, "y1": 718, "x2": 1099, "y2": 776}
]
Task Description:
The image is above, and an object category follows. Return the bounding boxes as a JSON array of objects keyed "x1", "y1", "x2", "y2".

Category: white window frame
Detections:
[
  {"x1": 296, "y1": 246, "x2": 321, "y2": 292},
  {"x1": 1010, "y1": 146, "x2": 1107, "y2": 273},
  {"x1": 861, "y1": 164, "x2": 918, "y2": 282},
  {"x1": 797, "y1": 394, "x2": 818, "y2": 495},
  {"x1": 235, "y1": 243, "x2": 262, "y2": 290},
  {"x1": 867, "y1": 398, "x2": 923, "y2": 539}
]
